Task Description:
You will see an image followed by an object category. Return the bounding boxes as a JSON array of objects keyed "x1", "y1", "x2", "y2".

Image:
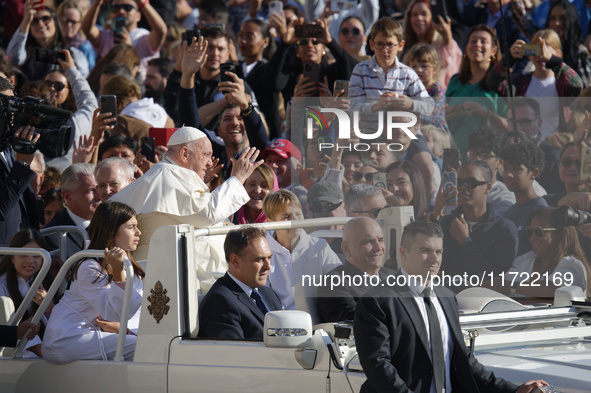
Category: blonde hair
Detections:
[
  {"x1": 531, "y1": 29, "x2": 562, "y2": 52},
  {"x1": 262, "y1": 190, "x2": 301, "y2": 220},
  {"x1": 102, "y1": 75, "x2": 142, "y2": 109},
  {"x1": 403, "y1": 44, "x2": 441, "y2": 86},
  {"x1": 422, "y1": 124, "x2": 450, "y2": 153}
]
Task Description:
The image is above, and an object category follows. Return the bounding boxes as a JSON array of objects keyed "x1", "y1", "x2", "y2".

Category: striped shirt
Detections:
[{"x1": 350, "y1": 56, "x2": 434, "y2": 117}]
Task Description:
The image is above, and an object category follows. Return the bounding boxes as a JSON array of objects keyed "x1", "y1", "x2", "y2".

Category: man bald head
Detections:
[{"x1": 342, "y1": 217, "x2": 386, "y2": 275}]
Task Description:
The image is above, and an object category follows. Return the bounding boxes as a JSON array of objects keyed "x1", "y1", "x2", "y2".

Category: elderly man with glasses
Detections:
[{"x1": 431, "y1": 160, "x2": 519, "y2": 293}]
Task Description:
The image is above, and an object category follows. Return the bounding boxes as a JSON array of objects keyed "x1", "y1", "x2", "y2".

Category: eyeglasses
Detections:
[
  {"x1": 353, "y1": 172, "x2": 379, "y2": 182},
  {"x1": 352, "y1": 205, "x2": 391, "y2": 218},
  {"x1": 62, "y1": 18, "x2": 80, "y2": 25},
  {"x1": 31, "y1": 15, "x2": 52, "y2": 26},
  {"x1": 297, "y1": 39, "x2": 321, "y2": 46},
  {"x1": 467, "y1": 151, "x2": 497, "y2": 161},
  {"x1": 341, "y1": 27, "x2": 361, "y2": 36},
  {"x1": 372, "y1": 41, "x2": 398, "y2": 50},
  {"x1": 457, "y1": 177, "x2": 488, "y2": 190},
  {"x1": 511, "y1": 117, "x2": 538, "y2": 127},
  {"x1": 111, "y1": 4, "x2": 136, "y2": 12},
  {"x1": 524, "y1": 226, "x2": 559, "y2": 238},
  {"x1": 560, "y1": 158, "x2": 581, "y2": 168},
  {"x1": 309, "y1": 201, "x2": 342, "y2": 216},
  {"x1": 44, "y1": 80, "x2": 67, "y2": 92}
]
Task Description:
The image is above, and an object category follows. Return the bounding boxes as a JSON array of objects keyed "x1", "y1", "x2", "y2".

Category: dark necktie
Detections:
[
  {"x1": 250, "y1": 289, "x2": 270, "y2": 315},
  {"x1": 423, "y1": 288, "x2": 446, "y2": 393}
]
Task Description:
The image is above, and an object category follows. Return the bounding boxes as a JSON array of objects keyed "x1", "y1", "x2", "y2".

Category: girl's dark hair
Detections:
[
  {"x1": 71, "y1": 202, "x2": 145, "y2": 283},
  {"x1": 385, "y1": 160, "x2": 428, "y2": 219},
  {"x1": 43, "y1": 69, "x2": 76, "y2": 112},
  {"x1": 98, "y1": 135, "x2": 139, "y2": 161},
  {"x1": 242, "y1": 19, "x2": 276, "y2": 60},
  {"x1": 545, "y1": 0, "x2": 582, "y2": 70},
  {"x1": 528, "y1": 207, "x2": 591, "y2": 296},
  {"x1": 458, "y1": 25, "x2": 501, "y2": 91},
  {"x1": 0, "y1": 229, "x2": 48, "y2": 314}
]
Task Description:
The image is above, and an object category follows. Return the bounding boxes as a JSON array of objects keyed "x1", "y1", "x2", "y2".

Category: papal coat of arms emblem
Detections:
[{"x1": 147, "y1": 280, "x2": 170, "y2": 323}]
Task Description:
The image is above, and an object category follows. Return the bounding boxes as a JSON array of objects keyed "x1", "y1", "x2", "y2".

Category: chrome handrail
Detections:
[
  {"x1": 0, "y1": 247, "x2": 51, "y2": 355},
  {"x1": 12, "y1": 250, "x2": 134, "y2": 360}
]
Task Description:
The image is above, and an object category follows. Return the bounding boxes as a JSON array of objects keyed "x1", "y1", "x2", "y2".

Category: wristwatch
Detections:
[{"x1": 240, "y1": 102, "x2": 254, "y2": 117}]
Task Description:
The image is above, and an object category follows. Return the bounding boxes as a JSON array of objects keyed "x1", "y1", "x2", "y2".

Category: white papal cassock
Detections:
[{"x1": 110, "y1": 157, "x2": 250, "y2": 293}]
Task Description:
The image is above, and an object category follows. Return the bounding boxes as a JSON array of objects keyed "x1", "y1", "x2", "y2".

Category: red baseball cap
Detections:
[{"x1": 260, "y1": 139, "x2": 302, "y2": 163}]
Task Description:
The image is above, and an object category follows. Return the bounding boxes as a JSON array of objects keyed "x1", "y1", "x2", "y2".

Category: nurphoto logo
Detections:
[{"x1": 305, "y1": 107, "x2": 418, "y2": 153}]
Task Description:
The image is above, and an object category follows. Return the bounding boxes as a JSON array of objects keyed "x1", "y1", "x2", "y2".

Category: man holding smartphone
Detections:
[
  {"x1": 81, "y1": 0, "x2": 167, "y2": 80},
  {"x1": 431, "y1": 160, "x2": 519, "y2": 292}
]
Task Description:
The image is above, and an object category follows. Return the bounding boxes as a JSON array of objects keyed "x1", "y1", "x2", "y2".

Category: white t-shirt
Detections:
[
  {"x1": 526, "y1": 75, "x2": 560, "y2": 140},
  {"x1": 504, "y1": 251, "x2": 588, "y2": 292}
]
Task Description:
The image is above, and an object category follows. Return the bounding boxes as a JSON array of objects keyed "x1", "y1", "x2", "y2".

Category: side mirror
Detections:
[{"x1": 263, "y1": 310, "x2": 312, "y2": 348}]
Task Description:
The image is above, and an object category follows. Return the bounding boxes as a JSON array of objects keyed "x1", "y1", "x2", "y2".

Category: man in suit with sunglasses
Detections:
[{"x1": 431, "y1": 160, "x2": 519, "y2": 293}]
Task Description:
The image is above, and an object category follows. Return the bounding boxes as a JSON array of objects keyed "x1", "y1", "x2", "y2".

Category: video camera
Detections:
[
  {"x1": 552, "y1": 205, "x2": 591, "y2": 227},
  {"x1": 0, "y1": 93, "x2": 72, "y2": 157}
]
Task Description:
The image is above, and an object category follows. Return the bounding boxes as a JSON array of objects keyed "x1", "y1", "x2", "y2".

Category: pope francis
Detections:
[{"x1": 111, "y1": 126, "x2": 263, "y2": 292}]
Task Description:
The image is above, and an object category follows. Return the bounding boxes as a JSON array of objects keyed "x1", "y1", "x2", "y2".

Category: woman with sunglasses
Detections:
[
  {"x1": 401, "y1": 0, "x2": 462, "y2": 89},
  {"x1": 43, "y1": 70, "x2": 75, "y2": 111},
  {"x1": 6, "y1": 0, "x2": 89, "y2": 82},
  {"x1": 267, "y1": 13, "x2": 358, "y2": 109},
  {"x1": 337, "y1": 16, "x2": 369, "y2": 61},
  {"x1": 502, "y1": 207, "x2": 590, "y2": 300},
  {"x1": 385, "y1": 161, "x2": 429, "y2": 220}
]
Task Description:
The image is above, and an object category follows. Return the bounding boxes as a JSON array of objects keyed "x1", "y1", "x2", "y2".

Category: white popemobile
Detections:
[{"x1": 0, "y1": 207, "x2": 590, "y2": 392}]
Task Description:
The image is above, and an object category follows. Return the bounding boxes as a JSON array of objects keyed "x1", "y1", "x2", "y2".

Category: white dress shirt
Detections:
[{"x1": 402, "y1": 269, "x2": 453, "y2": 393}]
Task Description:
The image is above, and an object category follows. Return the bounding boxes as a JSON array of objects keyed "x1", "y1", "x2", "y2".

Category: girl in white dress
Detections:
[
  {"x1": 42, "y1": 201, "x2": 145, "y2": 363},
  {"x1": 0, "y1": 229, "x2": 53, "y2": 358},
  {"x1": 504, "y1": 207, "x2": 591, "y2": 300}
]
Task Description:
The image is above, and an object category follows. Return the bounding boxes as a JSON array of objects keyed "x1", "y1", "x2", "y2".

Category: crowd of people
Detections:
[{"x1": 1, "y1": 0, "x2": 591, "y2": 390}]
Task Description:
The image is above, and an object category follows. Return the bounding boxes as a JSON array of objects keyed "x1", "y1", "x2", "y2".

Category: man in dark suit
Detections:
[
  {"x1": 317, "y1": 217, "x2": 395, "y2": 323},
  {"x1": 44, "y1": 163, "x2": 101, "y2": 257},
  {"x1": 0, "y1": 319, "x2": 39, "y2": 347},
  {"x1": 198, "y1": 226, "x2": 282, "y2": 341},
  {"x1": 354, "y1": 220, "x2": 548, "y2": 393},
  {"x1": 0, "y1": 78, "x2": 41, "y2": 246}
]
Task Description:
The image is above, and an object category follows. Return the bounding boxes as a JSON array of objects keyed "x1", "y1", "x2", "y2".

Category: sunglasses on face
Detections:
[
  {"x1": 341, "y1": 27, "x2": 361, "y2": 36},
  {"x1": 560, "y1": 158, "x2": 581, "y2": 168},
  {"x1": 309, "y1": 200, "x2": 342, "y2": 217},
  {"x1": 457, "y1": 177, "x2": 488, "y2": 190},
  {"x1": 297, "y1": 39, "x2": 320, "y2": 46},
  {"x1": 44, "y1": 80, "x2": 67, "y2": 92},
  {"x1": 111, "y1": 4, "x2": 136, "y2": 12},
  {"x1": 466, "y1": 151, "x2": 496, "y2": 161},
  {"x1": 353, "y1": 172, "x2": 379, "y2": 182},
  {"x1": 31, "y1": 15, "x2": 52, "y2": 26},
  {"x1": 511, "y1": 117, "x2": 538, "y2": 127},
  {"x1": 352, "y1": 205, "x2": 391, "y2": 218},
  {"x1": 524, "y1": 226, "x2": 559, "y2": 238}
]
